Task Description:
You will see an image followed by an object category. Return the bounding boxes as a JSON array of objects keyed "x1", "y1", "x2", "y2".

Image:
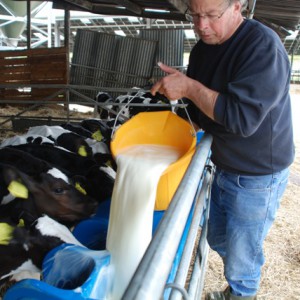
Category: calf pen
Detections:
[{"x1": 3, "y1": 132, "x2": 214, "y2": 300}]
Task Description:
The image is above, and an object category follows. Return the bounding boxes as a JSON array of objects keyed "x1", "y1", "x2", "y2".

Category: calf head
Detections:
[
  {"x1": 23, "y1": 171, "x2": 98, "y2": 225},
  {"x1": 81, "y1": 119, "x2": 113, "y2": 145},
  {"x1": 95, "y1": 91, "x2": 115, "y2": 119},
  {"x1": 1, "y1": 164, "x2": 98, "y2": 227},
  {"x1": 56, "y1": 132, "x2": 93, "y2": 157},
  {"x1": 83, "y1": 164, "x2": 115, "y2": 203}
]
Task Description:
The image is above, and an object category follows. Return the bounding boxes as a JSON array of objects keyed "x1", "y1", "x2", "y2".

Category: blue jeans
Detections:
[{"x1": 207, "y1": 167, "x2": 289, "y2": 297}]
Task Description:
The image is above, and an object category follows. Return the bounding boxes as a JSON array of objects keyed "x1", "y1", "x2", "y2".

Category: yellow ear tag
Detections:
[
  {"x1": 106, "y1": 160, "x2": 112, "y2": 168},
  {"x1": 75, "y1": 182, "x2": 87, "y2": 195},
  {"x1": 92, "y1": 130, "x2": 103, "y2": 142},
  {"x1": 17, "y1": 219, "x2": 25, "y2": 228},
  {"x1": 0, "y1": 223, "x2": 14, "y2": 245},
  {"x1": 78, "y1": 145, "x2": 87, "y2": 157},
  {"x1": 7, "y1": 180, "x2": 29, "y2": 199}
]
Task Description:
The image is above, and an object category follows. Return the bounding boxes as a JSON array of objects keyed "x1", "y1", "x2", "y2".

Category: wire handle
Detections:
[
  {"x1": 110, "y1": 89, "x2": 197, "y2": 139},
  {"x1": 178, "y1": 98, "x2": 197, "y2": 137},
  {"x1": 111, "y1": 89, "x2": 147, "y2": 139}
]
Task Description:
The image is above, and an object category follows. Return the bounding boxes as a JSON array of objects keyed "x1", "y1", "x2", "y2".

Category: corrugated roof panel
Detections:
[
  {"x1": 70, "y1": 30, "x2": 158, "y2": 101},
  {"x1": 139, "y1": 29, "x2": 184, "y2": 81}
]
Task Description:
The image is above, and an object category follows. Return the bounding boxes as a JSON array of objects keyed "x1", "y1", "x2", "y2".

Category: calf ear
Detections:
[
  {"x1": 75, "y1": 182, "x2": 87, "y2": 195},
  {"x1": 71, "y1": 175, "x2": 88, "y2": 188},
  {"x1": 2, "y1": 165, "x2": 20, "y2": 183},
  {"x1": 10, "y1": 226, "x2": 31, "y2": 248}
]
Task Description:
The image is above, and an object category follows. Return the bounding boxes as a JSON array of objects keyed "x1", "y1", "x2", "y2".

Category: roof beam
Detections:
[
  {"x1": 53, "y1": 1, "x2": 143, "y2": 18},
  {"x1": 109, "y1": 0, "x2": 142, "y2": 14},
  {"x1": 54, "y1": 0, "x2": 93, "y2": 11},
  {"x1": 71, "y1": 5, "x2": 186, "y2": 21}
]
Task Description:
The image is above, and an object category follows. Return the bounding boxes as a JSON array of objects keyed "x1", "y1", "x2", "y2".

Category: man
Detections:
[{"x1": 151, "y1": 0, "x2": 295, "y2": 299}]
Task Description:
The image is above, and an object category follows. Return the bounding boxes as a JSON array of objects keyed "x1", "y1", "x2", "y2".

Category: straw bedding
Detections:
[{"x1": 202, "y1": 141, "x2": 300, "y2": 299}]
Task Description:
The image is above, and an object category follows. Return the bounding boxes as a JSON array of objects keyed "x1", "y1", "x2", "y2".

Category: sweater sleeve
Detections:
[{"x1": 213, "y1": 29, "x2": 291, "y2": 137}]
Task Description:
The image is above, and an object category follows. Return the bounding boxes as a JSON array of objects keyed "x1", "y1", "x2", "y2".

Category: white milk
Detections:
[{"x1": 106, "y1": 144, "x2": 180, "y2": 300}]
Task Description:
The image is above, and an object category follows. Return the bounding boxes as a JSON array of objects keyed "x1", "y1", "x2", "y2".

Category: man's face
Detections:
[{"x1": 187, "y1": 0, "x2": 242, "y2": 44}]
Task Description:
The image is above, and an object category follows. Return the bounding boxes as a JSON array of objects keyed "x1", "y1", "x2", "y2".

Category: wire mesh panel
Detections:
[
  {"x1": 111, "y1": 36, "x2": 158, "y2": 90},
  {"x1": 139, "y1": 29, "x2": 184, "y2": 83}
]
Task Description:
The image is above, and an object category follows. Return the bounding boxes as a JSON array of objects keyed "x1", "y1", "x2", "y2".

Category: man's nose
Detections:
[{"x1": 194, "y1": 16, "x2": 209, "y2": 29}]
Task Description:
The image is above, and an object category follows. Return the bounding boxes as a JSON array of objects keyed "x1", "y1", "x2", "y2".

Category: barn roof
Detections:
[
  {"x1": 51, "y1": 0, "x2": 300, "y2": 34},
  {"x1": 5, "y1": 0, "x2": 300, "y2": 55}
]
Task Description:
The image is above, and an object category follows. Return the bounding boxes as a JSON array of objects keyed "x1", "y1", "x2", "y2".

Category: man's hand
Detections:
[
  {"x1": 151, "y1": 62, "x2": 218, "y2": 120},
  {"x1": 150, "y1": 62, "x2": 190, "y2": 100}
]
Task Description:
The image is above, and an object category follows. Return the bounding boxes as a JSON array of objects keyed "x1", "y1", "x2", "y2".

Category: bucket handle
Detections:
[
  {"x1": 110, "y1": 89, "x2": 197, "y2": 140},
  {"x1": 178, "y1": 98, "x2": 197, "y2": 138},
  {"x1": 111, "y1": 89, "x2": 147, "y2": 140},
  {"x1": 165, "y1": 98, "x2": 197, "y2": 138}
]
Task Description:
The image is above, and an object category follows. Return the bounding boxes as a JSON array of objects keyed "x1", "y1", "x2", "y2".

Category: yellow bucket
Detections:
[{"x1": 110, "y1": 111, "x2": 196, "y2": 211}]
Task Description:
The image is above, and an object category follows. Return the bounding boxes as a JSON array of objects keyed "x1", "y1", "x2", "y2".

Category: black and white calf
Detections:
[
  {"x1": 0, "y1": 215, "x2": 83, "y2": 286},
  {"x1": 0, "y1": 148, "x2": 98, "y2": 227},
  {"x1": 95, "y1": 91, "x2": 115, "y2": 120},
  {"x1": 8, "y1": 143, "x2": 115, "y2": 203},
  {"x1": 97, "y1": 90, "x2": 171, "y2": 120},
  {"x1": 0, "y1": 134, "x2": 54, "y2": 148},
  {"x1": 26, "y1": 125, "x2": 94, "y2": 157},
  {"x1": 25, "y1": 124, "x2": 110, "y2": 156}
]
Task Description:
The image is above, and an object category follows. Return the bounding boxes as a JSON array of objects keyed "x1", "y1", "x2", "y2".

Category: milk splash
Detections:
[{"x1": 106, "y1": 144, "x2": 180, "y2": 299}]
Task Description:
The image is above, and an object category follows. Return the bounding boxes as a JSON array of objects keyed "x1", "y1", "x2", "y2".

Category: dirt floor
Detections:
[{"x1": 202, "y1": 85, "x2": 300, "y2": 300}]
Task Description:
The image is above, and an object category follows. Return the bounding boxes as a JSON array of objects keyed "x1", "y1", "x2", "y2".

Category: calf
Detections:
[
  {"x1": 0, "y1": 134, "x2": 54, "y2": 148},
  {"x1": 60, "y1": 122, "x2": 93, "y2": 139},
  {"x1": 95, "y1": 91, "x2": 115, "y2": 119},
  {"x1": 80, "y1": 119, "x2": 113, "y2": 146},
  {"x1": 114, "y1": 90, "x2": 171, "y2": 118},
  {"x1": 0, "y1": 215, "x2": 83, "y2": 287},
  {"x1": 27, "y1": 125, "x2": 70, "y2": 141},
  {"x1": 0, "y1": 149, "x2": 98, "y2": 226},
  {"x1": 56, "y1": 132, "x2": 93, "y2": 157},
  {"x1": 60, "y1": 123, "x2": 111, "y2": 155},
  {"x1": 85, "y1": 137, "x2": 110, "y2": 155},
  {"x1": 8, "y1": 144, "x2": 115, "y2": 203},
  {"x1": 27, "y1": 125, "x2": 93, "y2": 157},
  {"x1": 59, "y1": 123, "x2": 110, "y2": 155}
]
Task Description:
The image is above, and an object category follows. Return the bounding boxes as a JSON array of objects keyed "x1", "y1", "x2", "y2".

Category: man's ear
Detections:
[{"x1": 233, "y1": 0, "x2": 242, "y2": 13}]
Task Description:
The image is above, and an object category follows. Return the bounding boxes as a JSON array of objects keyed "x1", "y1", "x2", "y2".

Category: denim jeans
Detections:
[{"x1": 207, "y1": 167, "x2": 290, "y2": 297}]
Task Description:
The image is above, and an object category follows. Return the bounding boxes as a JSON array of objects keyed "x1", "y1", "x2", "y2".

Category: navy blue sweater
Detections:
[{"x1": 186, "y1": 19, "x2": 294, "y2": 175}]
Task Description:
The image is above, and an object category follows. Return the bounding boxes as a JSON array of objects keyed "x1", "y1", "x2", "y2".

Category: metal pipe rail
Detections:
[
  {"x1": 0, "y1": 84, "x2": 187, "y2": 132},
  {"x1": 169, "y1": 161, "x2": 213, "y2": 300},
  {"x1": 122, "y1": 133, "x2": 213, "y2": 300}
]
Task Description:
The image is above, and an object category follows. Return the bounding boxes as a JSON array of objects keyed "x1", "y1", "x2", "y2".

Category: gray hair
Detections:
[
  {"x1": 228, "y1": 0, "x2": 248, "y2": 12},
  {"x1": 239, "y1": 0, "x2": 248, "y2": 12},
  {"x1": 186, "y1": 0, "x2": 248, "y2": 12}
]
